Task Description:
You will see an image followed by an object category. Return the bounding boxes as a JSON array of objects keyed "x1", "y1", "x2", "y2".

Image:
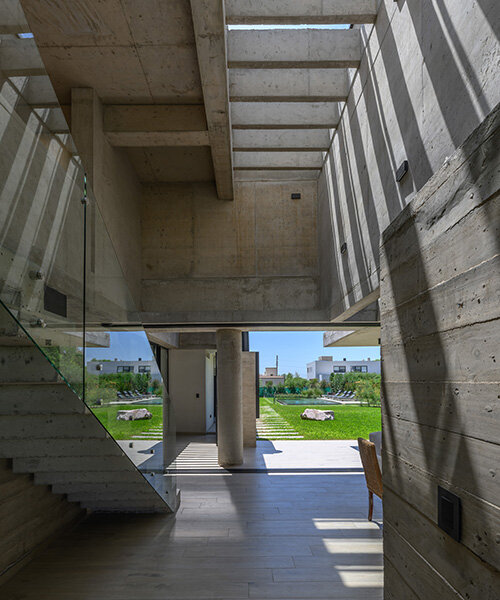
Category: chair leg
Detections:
[{"x1": 368, "y1": 491, "x2": 373, "y2": 521}]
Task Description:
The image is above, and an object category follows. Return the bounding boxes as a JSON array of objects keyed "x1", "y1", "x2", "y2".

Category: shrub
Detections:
[{"x1": 329, "y1": 372, "x2": 381, "y2": 406}]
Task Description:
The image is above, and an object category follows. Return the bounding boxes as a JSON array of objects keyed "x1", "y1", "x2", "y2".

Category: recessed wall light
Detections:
[
  {"x1": 291, "y1": 193, "x2": 301, "y2": 200},
  {"x1": 17, "y1": 32, "x2": 34, "y2": 39}
]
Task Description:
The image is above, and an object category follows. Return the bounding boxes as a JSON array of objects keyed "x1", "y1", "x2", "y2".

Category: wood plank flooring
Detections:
[{"x1": 1, "y1": 465, "x2": 383, "y2": 599}]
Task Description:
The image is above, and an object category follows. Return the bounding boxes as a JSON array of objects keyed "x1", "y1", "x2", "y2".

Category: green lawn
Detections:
[
  {"x1": 91, "y1": 404, "x2": 163, "y2": 439},
  {"x1": 260, "y1": 398, "x2": 381, "y2": 440}
]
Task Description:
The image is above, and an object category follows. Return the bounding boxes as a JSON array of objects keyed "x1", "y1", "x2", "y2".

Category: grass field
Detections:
[
  {"x1": 91, "y1": 404, "x2": 163, "y2": 439},
  {"x1": 260, "y1": 398, "x2": 381, "y2": 440}
]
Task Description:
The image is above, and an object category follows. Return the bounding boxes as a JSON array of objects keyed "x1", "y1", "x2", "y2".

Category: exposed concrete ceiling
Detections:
[
  {"x1": 323, "y1": 327, "x2": 381, "y2": 347},
  {"x1": 13, "y1": 0, "x2": 233, "y2": 196},
  {"x1": 19, "y1": 0, "x2": 203, "y2": 105},
  {"x1": 225, "y1": 1, "x2": 377, "y2": 182},
  {"x1": 4, "y1": 0, "x2": 378, "y2": 191},
  {"x1": 225, "y1": 0, "x2": 379, "y2": 25}
]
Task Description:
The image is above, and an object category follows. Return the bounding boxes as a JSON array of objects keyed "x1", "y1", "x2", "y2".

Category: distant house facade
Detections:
[
  {"x1": 259, "y1": 367, "x2": 285, "y2": 387},
  {"x1": 306, "y1": 356, "x2": 381, "y2": 381},
  {"x1": 86, "y1": 359, "x2": 161, "y2": 381}
]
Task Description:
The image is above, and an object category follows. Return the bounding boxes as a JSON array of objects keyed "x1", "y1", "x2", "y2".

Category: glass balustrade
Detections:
[{"x1": 0, "y1": 69, "x2": 176, "y2": 507}]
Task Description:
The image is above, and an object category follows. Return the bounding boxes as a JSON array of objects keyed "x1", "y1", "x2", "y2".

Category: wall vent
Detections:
[{"x1": 43, "y1": 286, "x2": 67, "y2": 318}]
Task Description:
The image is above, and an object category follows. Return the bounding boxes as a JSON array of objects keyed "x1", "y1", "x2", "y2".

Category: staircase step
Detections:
[
  {"x1": 35, "y1": 470, "x2": 148, "y2": 485},
  {"x1": 0, "y1": 438, "x2": 125, "y2": 458},
  {"x1": 51, "y1": 481, "x2": 153, "y2": 495},
  {"x1": 0, "y1": 414, "x2": 108, "y2": 441},
  {"x1": 0, "y1": 383, "x2": 85, "y2": 414},
  {"x1": 0, "y1": 347, "x2": 61, "y2": 383},
  {"x1": 83, "y1": 500, "x2": 169, "y2": 513},
  {"x1": 67, "y1": 490, "x2": 165, "y2": 503},
  {"x1": 13, "y1": 455, "x2": 139, "y2": 474}
]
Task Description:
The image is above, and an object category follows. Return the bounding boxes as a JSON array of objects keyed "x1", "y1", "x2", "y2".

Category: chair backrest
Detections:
[{"x1": 358, "y1": 437, "x2": 383, "y2": 498}]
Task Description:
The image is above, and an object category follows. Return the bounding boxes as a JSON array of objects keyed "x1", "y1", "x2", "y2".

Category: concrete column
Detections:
[
  {"x1": 216, "y1": 329, "x2": 243, "y2": 467},
  {"x1": 160, "y1": 347, "x2": 176, "y2": 471}
]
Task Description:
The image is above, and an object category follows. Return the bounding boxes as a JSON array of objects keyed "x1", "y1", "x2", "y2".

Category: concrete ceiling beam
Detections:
[
  {"x1": 190, "y1": 0, "x2": 234, "y2": 200},
  {"x1": 0, "y1": 1, "x2": 30, "y2": 33},
  {"x1": 233, "y1": 129, "x2": 331, "y2": 151},
  {"x1": 0, "y1": 36, "x2": 44, "y2": 76},
  {"x1": 8, "y1": 75, "x2": 58, "y2": 107},
  {"x1": 106, "y1": 131, "x2": 211, "y2": 148},
  {"x1": 231, "y1": 102, "x2": 339, "y2": 129},
  {"x1": 225, "y1": 0, "x2": 378, "y2": 25},
  {"x1": 234, "y1": 170, "x2": 319, "y2": 181},
  {"x1": 102, "y1": 104, "x2": 210, "y2": 146},
  {"x1": 234, "y1": 151, "x2": 324, "y2": 169},
  {"x1": 235, "y1": 166, "x2": 320, "y2": 171},
  {"x1": 229, "y1": 68, "x2": 349, "y2": 102},
  {"x1": 227, "y1": 29, "x2": 361, "y2": 68}
]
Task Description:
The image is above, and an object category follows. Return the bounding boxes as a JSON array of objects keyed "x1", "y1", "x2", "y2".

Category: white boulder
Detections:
[
  {"x1": 300, "y1": 408, "x2": 335, "y2": 421},
  {"x1": 116, "y1": 408, "x2": 153, "y2": 421}
]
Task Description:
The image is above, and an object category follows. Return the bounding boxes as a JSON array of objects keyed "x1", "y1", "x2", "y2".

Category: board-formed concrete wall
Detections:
[
  {"x1": 242, "y1": 351, "x2": 257, "y2": 448},
  {"x1": 0, "y1": 458, "x2": 83, "y2": 586},
  {"x1": 141, "y1": 181, "x2": 323, "y2": 323},
  {"x1": 318, "y1": 0, "x2": 500, "y2": 321},
  {"x1": 380, "y1": 104, "x2": 500, "y2": 598}
]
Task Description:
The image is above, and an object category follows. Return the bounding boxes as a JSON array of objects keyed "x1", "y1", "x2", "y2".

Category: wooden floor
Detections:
[{"x1": 2, "y1": 466, "x2": 383, "y2": 599}]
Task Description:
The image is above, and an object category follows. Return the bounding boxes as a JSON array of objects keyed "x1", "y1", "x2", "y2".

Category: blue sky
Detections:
[
  {"x1": 228, "y1": 25, "x2": 350, "y2": 30},
  {"x1": 250, "y1": 332, "x2": 379, "y2": 377},
  {"x1": 86, "y1": 331, "x2": 153, "y2": 362},
  {"x1": 86, "y1": 331, "x2": 379, "y2": 377}
]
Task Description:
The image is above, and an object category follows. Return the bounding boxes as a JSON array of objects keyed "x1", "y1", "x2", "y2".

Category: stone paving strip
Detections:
[
  {"x1": 132, "y1": 425, "x2": 163, "y2": 440},
  {"x1": 256, "y1": 406, "x2": 303, "y2": 440}
]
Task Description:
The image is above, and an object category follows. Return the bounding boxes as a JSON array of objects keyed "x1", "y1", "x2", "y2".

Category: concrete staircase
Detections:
[{"x1": 0, "y1": 346, "x2": 171, "y2": 513}]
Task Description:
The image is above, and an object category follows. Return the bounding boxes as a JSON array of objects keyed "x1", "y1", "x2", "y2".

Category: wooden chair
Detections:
[{"x1": 358, "y1": 437, "x2": 383, "y2": 521}]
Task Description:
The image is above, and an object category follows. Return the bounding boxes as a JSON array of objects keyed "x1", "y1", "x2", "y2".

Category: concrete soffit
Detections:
[{"x1": 224, "y1": 1, "x2": 378, "y2": 182}]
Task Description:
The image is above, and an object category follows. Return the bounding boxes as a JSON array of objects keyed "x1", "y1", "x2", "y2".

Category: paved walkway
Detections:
[{"x1": 120, "y1": 437, "x2": 364, "y2": 473}]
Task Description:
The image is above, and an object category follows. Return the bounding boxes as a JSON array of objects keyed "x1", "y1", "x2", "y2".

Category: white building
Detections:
[
  {"x1": 86, "y1": 359, "x2": 162, "y2": 381},
  {"x1": 259, "y1": 367, "x2": 285, "y2": 387},
  {"x1": 306, "y1": 356, "x2": 381, "y2": 381}
]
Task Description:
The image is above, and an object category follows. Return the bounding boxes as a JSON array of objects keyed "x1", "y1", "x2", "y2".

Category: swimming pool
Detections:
[{"x1": 275, "y1": 398, "x2": 339, "y2": 406}]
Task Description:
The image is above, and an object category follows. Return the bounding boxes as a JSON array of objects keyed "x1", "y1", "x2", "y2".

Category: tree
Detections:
[{"x1": 265, "y1": 381, "x2": 275, "y2": 396}]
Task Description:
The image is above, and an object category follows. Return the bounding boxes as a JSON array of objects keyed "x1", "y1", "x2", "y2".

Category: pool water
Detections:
[{"x1": 276, "y1": 398, "x2": 338, "y2": 406}]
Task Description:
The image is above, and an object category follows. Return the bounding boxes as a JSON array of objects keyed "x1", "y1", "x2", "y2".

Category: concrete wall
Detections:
[
  {"x1": 168, "y1": 349, "x2": 208, "y2": 434},
  {"x1": 318, "y1": 0, "x2": 500, "y2": 321},
  {"x1": 0, "y1": 76, "x2": 141, "y2": 331},
  {"x1": 0, "y1": 458, "x2": 83, "y2": 586},
  {"x1": 242, "y1": 351, "x2": 257, "y2": 448},
  {"x1": 141, "y1": 181, "x2": 323, "y2": 322},
  {"x1": 70, "y1": 89, "x2": 143, "y2": 307},
  {"x1": 380, "y1": 104, "x2": 500, "y2": 599}
]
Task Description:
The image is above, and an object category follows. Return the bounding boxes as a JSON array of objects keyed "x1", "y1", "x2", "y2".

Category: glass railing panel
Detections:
[
  {"x1": 83, "y1": 195, "x2": 176, "y2": 503},
  {"x1": 0, "y1": 44, "x2": 176, "y2": 507},
  {"x1": 0, "y1": 74, "x2": 86, "y2": 395}
]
